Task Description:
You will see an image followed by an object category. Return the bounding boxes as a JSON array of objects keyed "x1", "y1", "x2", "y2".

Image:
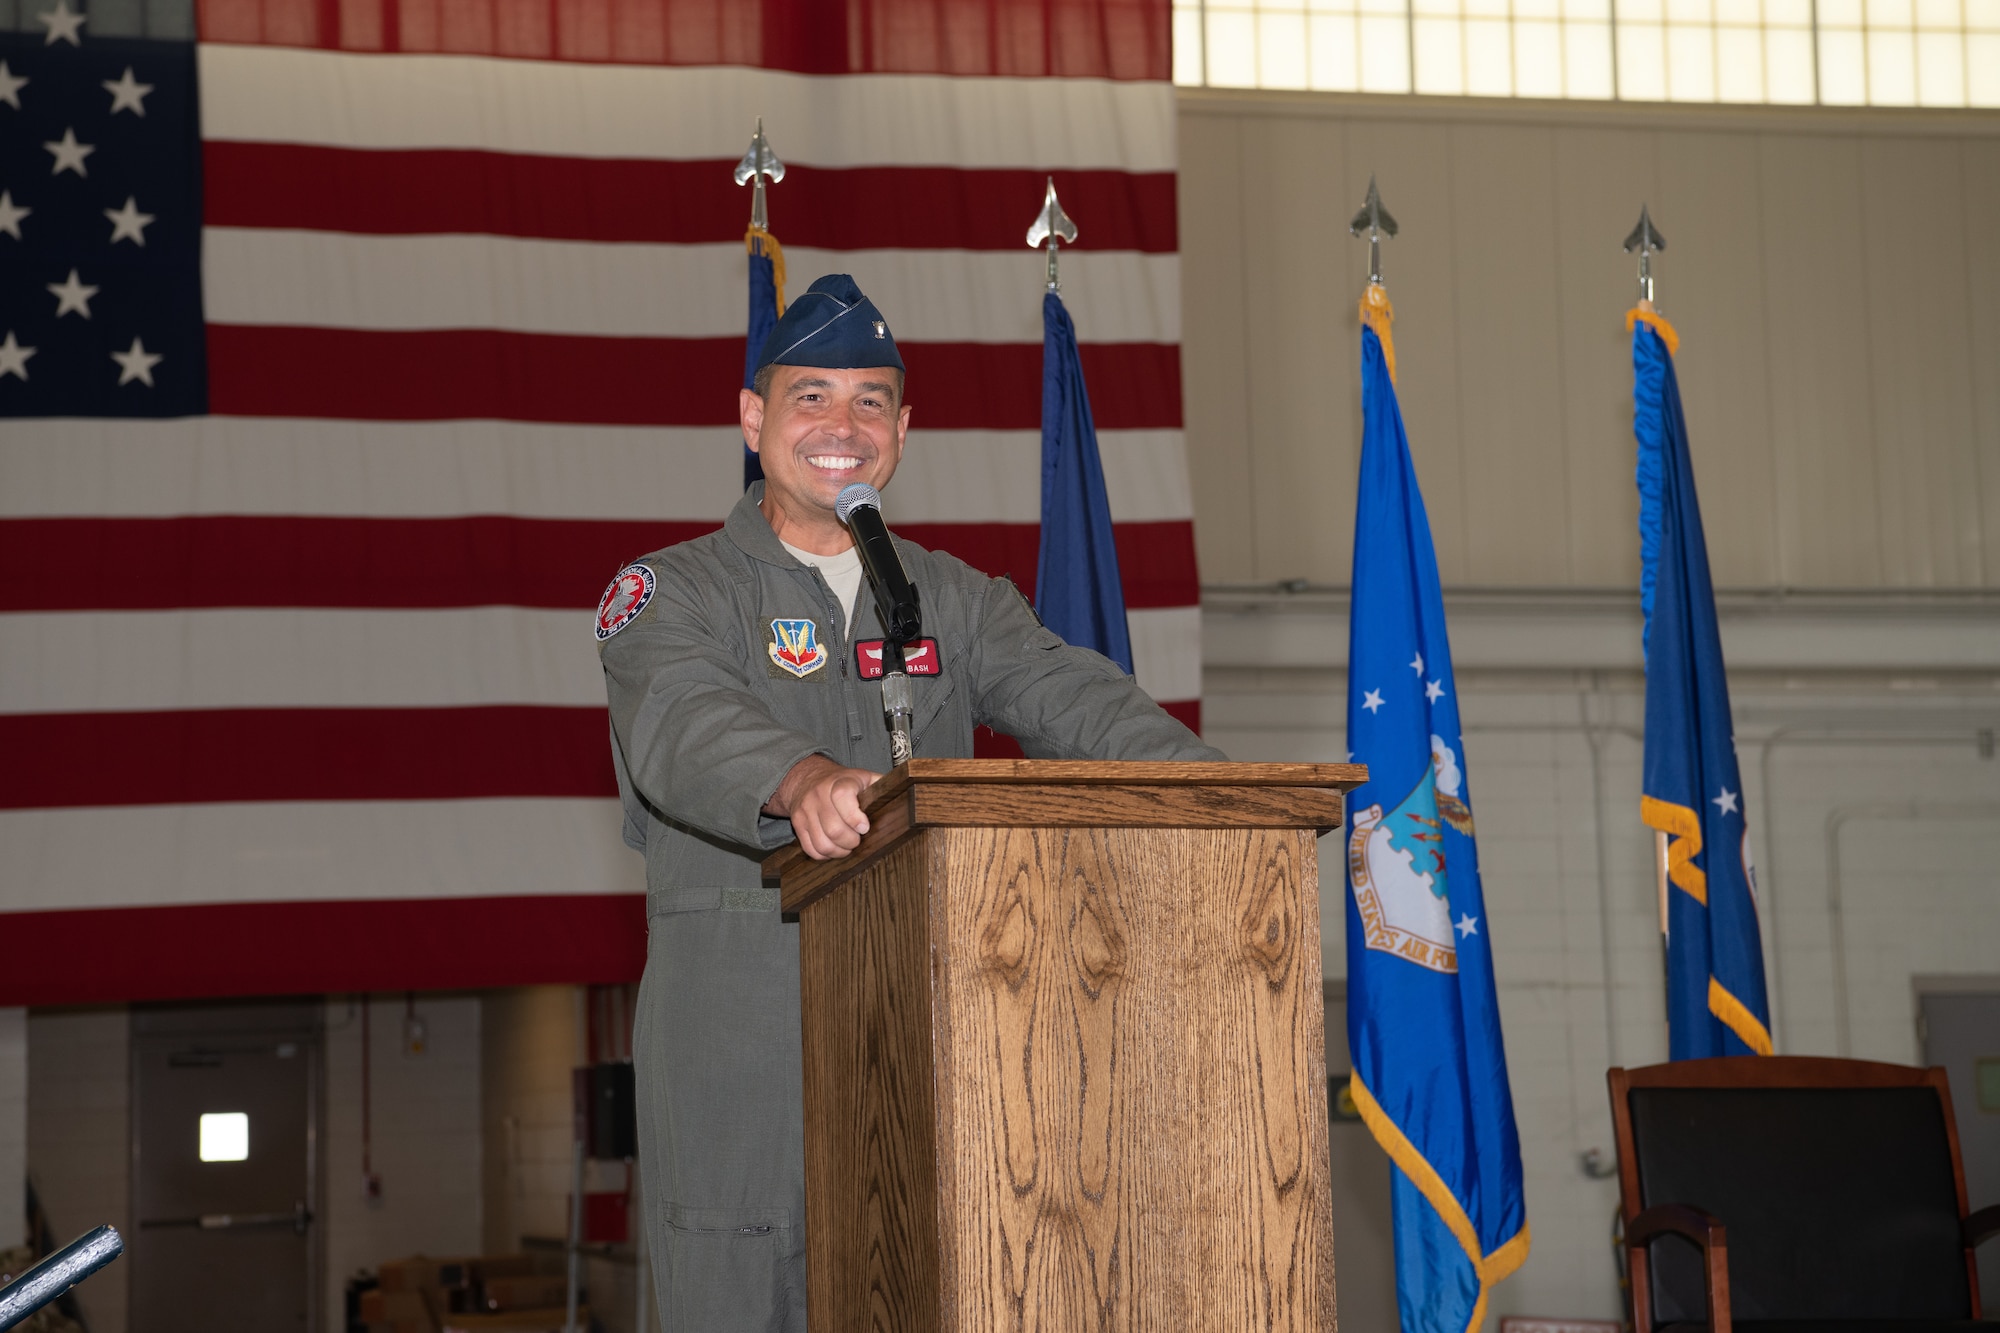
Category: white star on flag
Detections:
[
  {"x1": 0, "y1": 60, "x2": 26, "y2": 109},
  {"x1": 105, "y1": 197, "x2": 155, "y2": 245},
  {"x1": 37, "y1": 1, "x2": 87, "y2": 45},
  {"x1": 102, "y1": 67, "x2": 153, "y2": 116},
  {"x1": 0, "y1": 331, "x2": 36, "y2": 380},
  {"x1": 112, "y1": 337, "x2": 162, "y2": 386},
  {"x1": 1425, "y1": 679, "x2": 1445, "y2": 703},
  {"x1": 1410, "y1": 652, "x2": 1424, "y2": 673},
  {"x1": 1713, "y1": 787, "x2": 1739, "y2": 816},
  {"x1": 1455, "y1": 913, "x2": 1479, "y2": 938},
  {"x1": 48, "y1": 269, "x2": 99, "y2": 318},
  {"x1": 45, "y1": 127, "x2": 94, "y2": 177},
  {"x1": 0, "y1": 191, "x2": 28, "y2": 241},
  {"x1": 1362, "y1": 689, "x2": 1386, "y2": 714}
]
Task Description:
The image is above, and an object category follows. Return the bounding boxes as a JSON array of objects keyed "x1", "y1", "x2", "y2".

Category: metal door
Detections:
[
  {"x1": 131, "y1": 1001, "x2": 320, "y2": 1333},
  {"x1": 1921, "y1": 990, "x2": 2000, "y2": 1306}
]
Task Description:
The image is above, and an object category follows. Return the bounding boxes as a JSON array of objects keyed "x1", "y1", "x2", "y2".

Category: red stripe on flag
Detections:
[
  {"x1": 204, "y1": 145, "x2": 1180, "y2": 252},
  {"x1": 207, "y1": 327, "x2": 1184, "y2": 431},
  {"x1": 0, "y1": 895, "x2": 648, "y2": 1006},
  {"x1": 195, "y1": 0, "x2": 1172, "y2": 81},
  {"x1": 897, "y1": 519, "x2": 1198, "y2": 611},
  {"x1": 0, "y1": 707, "x2": 617, "y2": 809},
  {"x1": 0, "y1": 517, "x2": 1198, "y2": 611},
  {"x1": 975, "y1": 697, "x2": 1201, "y2": 760}
]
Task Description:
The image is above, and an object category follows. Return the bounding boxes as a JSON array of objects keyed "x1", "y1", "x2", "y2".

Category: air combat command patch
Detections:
[{"x1": 768, "y1": 618, "x2": 827, "y2": 677}]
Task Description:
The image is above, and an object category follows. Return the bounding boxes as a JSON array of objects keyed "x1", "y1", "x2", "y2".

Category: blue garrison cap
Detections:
[{"x1": 754, "y1": 273, "x2": 905, "y2": 375}]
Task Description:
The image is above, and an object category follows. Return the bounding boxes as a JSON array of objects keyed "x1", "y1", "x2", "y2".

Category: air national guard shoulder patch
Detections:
[
  {"x1": 595, "y1": 564, "x2": 656, "y2": 641},
  {"x1": 768, "y1": 618, "x2": 827, "y2": 677}
]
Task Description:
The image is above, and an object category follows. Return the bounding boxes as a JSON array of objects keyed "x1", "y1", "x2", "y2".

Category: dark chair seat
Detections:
[{"x1": 1609, "y1": 1057, "x2": 1995, "y2": 1333}]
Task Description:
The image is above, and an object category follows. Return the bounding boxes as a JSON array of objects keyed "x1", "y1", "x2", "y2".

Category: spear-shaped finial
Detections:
[
  {"x1": 1349, "y1": 174, "x2": 1399, "y2": 286},
  {"x1": 1026, "y1": 177, "x2": 1078, "y2": 292},
  {"x1": 1624, "y1": 205, "x2": 1666, "y2": 306},
  {"x1": 734, "y1": 117, "x2": 785, "y2": 232}
]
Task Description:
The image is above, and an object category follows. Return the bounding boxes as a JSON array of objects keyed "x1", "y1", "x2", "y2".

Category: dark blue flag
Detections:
[
  {"x1": 1034, "y1": 289, "x2": 1131, "y2": 672},
  {"x1": 0, "y1": 28, "x2": 206, "y2": 417},
  {"x1": 1346, "y1": 300, "x2": 1528, "y2": 1333},
  {"x1": 742, "y1": 226, "x2": 783, "y2": 488},
  {"x1": 1632, "y1": 310, "x2": 1773, "y2": 1059}
]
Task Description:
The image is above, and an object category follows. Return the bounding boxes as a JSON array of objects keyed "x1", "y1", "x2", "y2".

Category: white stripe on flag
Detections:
[
  {"x1": 1, "y1": 605, "x2": 1198, "y2": 714},
  {"x1": 202, "y1": 231, "x2": 1182, "y2": 344},
  {"x1": 0, "y1": 608, "x2": 603, "y2": 712},
  {"x1": 197, "y1": 45, "x2": 1177, "y2": 170},
  {"x1": 0, "y1": 422, "x2": 1193, "y2": 523},
  {"x1": 0, "y1": 798, "x2": 641, "y2": 912}
]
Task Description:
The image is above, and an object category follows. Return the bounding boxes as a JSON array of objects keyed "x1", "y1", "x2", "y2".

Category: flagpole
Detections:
[
  {"x1": 1026, "y1": 177, "x2": 1076, "y2": 290},
  {"x1": 735, "y1": 116, "x2": 784, "y2": 233},
  {"x1": 1627, "y1": 205, "x2": 1674, "y2": 1038},
  {"x1": 736, "y1": 120, "x2": 785, "y2": 489}
]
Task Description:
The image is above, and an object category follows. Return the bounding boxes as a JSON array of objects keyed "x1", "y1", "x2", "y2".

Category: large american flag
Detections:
[{"x1": 0, "y1": 0, "x2": 1194, "y2": 1004}]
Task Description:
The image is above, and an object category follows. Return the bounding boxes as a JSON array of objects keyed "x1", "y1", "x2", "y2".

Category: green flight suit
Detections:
[{"x1": 599, "y1": 484, "x2": 1223, "y2": 1331}]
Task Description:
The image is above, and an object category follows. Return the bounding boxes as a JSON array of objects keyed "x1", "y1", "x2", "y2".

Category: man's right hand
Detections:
[{"x1": 763, "y1": 755, "x2": 883, "y2": 860}]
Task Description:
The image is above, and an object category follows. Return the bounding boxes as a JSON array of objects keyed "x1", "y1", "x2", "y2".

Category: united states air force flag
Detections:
[
  {"x1": 1346, "y1": 289, "x2": 1529, "y2": 1333},
  {"x1": 1631, "y1": 309, "x2": 1773, "y2": 1059}
]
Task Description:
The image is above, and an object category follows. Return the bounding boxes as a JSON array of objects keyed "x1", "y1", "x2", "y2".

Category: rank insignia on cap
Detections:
[
  {"x1": 769, "y1": 618, "x2": 827, "y2": 677},
  {"x1": 595, "y1": 564, "x2": 656, "y2": 641},
  {"x1": 854, "y1": 639, "x2": 941, "y2": 679},
  {"x1": 872, "y1": 321, "x2": 886, "y2": 338}
]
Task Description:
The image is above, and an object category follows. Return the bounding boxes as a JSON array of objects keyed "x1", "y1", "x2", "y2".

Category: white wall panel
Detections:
[{"x1": 1179, "y1": 91, "x2": 2000, "y2": 590}]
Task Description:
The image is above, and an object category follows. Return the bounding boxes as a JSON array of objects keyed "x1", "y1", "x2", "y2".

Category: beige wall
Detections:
[
  {"x1": 479, "y1": 985, "x2": 583, "y2": 1256},
  {"x1": 1178, "y1": 90, "x2": 2000, "y2": 592},
  {"x1": 323, "y1": 994, "x2": 485, "y2": 1332},
  {"x1": 25, "y1": 1007, "x2": 130, "y2": 1333}
]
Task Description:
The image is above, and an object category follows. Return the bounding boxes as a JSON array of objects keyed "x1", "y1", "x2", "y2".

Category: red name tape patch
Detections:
[{"x1": 854, "y1": 639, "x2": 941, "y2": 679}]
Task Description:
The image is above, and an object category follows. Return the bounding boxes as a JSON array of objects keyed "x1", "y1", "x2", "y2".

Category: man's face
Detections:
[{"x1": 742, "y1": 365, "x2": 911, "y2": 527}]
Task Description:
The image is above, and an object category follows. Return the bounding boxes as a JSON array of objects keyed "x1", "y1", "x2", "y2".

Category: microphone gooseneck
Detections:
[{"x1": 836, "y1": 482, "x2": 922, "y2": 766}]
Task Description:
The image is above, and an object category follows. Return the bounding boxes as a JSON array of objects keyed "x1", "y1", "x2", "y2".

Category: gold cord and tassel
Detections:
[
  {"x1": 1625, "y1": 303, "x2": 1680, "y2": 356},
  {"x1": 1359, "y1": 282, "x2": 1397, "y2": 383},
  {"x1": 746, "y1": 225, "x2": 787, "y2": 315}
]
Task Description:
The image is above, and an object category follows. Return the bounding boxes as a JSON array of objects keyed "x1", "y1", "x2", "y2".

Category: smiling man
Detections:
[{"x1": 595, "y1": 274, "x2": 1222, "y2": 1332}]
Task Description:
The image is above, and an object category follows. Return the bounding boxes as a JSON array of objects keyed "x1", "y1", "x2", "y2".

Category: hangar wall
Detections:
[
  {"x1": 1179, "y1": 90, "x2": 2000, "y2": 1323},
  {"x1": 1176, "y1": 89, "x2": 2000, "y2": 591}
]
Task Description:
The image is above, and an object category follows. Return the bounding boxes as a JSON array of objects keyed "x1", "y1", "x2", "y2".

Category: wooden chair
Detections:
[{"x1": 1606, "y1": 1056, "x2": 2000, "y2": 1333}]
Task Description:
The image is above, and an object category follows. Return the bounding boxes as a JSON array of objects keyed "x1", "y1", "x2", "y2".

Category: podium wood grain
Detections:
[{"x1": 774, "y1": 762, "x2": 1357, "y2": 1331}]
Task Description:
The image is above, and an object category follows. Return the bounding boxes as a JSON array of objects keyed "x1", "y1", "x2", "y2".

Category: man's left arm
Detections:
[{"x1": 970, "y1": 577, "x2": 1227, "y2": 762}]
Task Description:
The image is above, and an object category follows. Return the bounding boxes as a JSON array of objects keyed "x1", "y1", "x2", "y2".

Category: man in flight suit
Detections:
[{"x1": 595, "y1": 274, "x2": 1224, "y2": 1331}]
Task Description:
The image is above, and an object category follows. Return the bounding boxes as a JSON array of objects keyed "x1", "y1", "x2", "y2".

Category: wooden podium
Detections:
[{"x1": 763, "y1": 759, "x2": 1366, "y2": 1331}]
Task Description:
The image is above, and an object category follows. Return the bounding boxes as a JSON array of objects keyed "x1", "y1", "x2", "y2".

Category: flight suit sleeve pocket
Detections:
[
  {"x1": 658, "y1": 1205, "x2": 805, "y2": 1332},
  {"x1": 645, "y1": 886, "x2": 724, "y2": 916}
]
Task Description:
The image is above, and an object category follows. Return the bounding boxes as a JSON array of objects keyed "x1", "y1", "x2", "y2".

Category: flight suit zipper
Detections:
[{"x1": 802, "y1": 567, "x2": 865, "y2": 752}]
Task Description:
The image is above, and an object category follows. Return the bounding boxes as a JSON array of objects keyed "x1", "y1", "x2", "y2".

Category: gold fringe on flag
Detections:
[
  {"x1": 747, "y1": 225, "x2": 787, "y2": 315},
  {"x1": 1359, "y1": 282, "x2": 1397, "y2": 383},
  {"x1": 1625, "y1": 305, "x2": 1680, "y2": 356}
]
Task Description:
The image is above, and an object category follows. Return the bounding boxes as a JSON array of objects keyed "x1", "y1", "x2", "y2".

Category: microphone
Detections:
[
  {"x1": 835, "y1": 483, "x2": 922, "y2": 646},
  {"x1": 836, "y1": 482, "x2": 922, "y2": 766}
]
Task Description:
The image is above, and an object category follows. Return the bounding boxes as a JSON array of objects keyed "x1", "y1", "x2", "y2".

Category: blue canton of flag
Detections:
[
  {"x1": 1034, "y1": 288, "x2": 1131, "y2": 672},
  {"x1": 1632, "y1": 311, "x2": 1773, "y2": 1059},
  {"x1": 1346, "y1": 301, "x2": 1528, "y2": 1333},
  {"x1": 0, "y1": 22, "x2": 205, "y2": 417}
]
